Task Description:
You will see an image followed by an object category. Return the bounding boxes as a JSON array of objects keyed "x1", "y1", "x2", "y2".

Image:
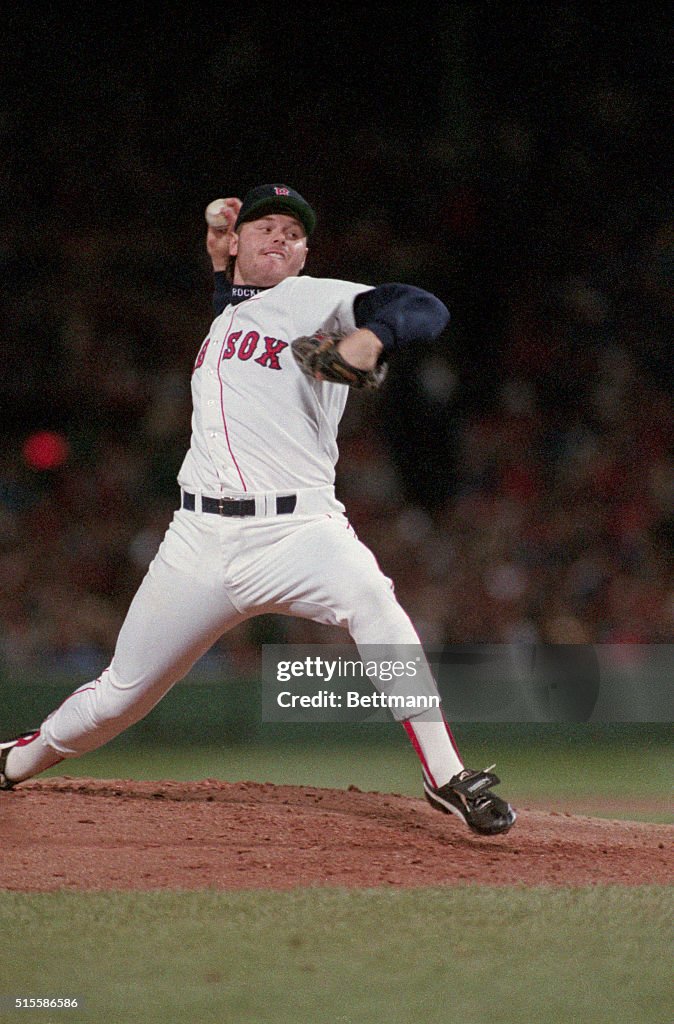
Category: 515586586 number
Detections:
[{"x1": 1, "y1": 996, "x2": 82, "y2": 1010}]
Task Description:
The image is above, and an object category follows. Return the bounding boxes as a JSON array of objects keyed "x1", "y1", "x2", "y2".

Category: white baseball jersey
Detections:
[{"x1": 178, "y1": 276, "x2": 372, "y2": 495}]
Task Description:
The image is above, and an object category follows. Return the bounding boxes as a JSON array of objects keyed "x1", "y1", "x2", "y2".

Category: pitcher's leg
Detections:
[
  {"x1": 344, "y1": 567, "x2": 465, "y2": 786},
  {"x1": 5, "y1": 530, "x2": 246, "y2": 782},
  {"x1": 260, "y1": 516, "x2": 465, "y2": 785},
  {"x1": 346, "y1": 579, "x2": 465, "y2": 787}
]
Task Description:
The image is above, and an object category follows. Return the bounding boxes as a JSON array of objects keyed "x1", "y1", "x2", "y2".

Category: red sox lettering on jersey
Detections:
[
  {"x1": 179, "y1": 275, "x2": 371, "y2": 495},
  {"x1": 219, "y1": 331, "x2": 288, "y2": 368}
]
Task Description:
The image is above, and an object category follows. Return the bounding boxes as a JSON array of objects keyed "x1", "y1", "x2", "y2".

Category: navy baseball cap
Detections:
[{"x1": 235, "y1": 184, "x2": 316, "y2": 237}]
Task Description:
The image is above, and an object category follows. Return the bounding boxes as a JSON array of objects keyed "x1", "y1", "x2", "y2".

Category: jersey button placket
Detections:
[
  {"x1": 213, "y1": 309, "x2": 247, "y2": 491},
  {"x1": 202, "y1": 332, "x2": 225, "y2": 470}
]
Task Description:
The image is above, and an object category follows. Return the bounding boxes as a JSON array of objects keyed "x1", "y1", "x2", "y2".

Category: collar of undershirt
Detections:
[{"x1": 231, "y1": 284, "x2": 270, "y2": 304}]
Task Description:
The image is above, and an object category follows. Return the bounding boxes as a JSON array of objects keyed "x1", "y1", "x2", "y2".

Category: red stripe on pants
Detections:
[{"x1": 403, "y1": 720, "x2": 437, "y2": 789}]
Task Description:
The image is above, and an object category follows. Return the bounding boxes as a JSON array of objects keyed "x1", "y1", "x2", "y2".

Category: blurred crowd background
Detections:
[{"x1": 0, "y1": 6, "x2": 671, "y2": 676}]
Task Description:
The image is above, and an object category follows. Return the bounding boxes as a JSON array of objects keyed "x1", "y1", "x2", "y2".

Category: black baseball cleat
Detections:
[
  {"x1": 424, "y1": 765, "x2": 516, "y2": 836},
  {"x1": 0, "y1": 731, "x2": 40, "y2": 790}
]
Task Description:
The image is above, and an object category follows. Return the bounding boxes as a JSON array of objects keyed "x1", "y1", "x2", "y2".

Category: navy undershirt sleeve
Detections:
[
  {"x1": 212, "y1": 275, "x2": 448, "y2": 352},
  {"x1": 353, "y1": 284, "x2": 450, "y2": 355},
  {"x1": 213, "y1": 272, "x2": 232, "y2": 316}
]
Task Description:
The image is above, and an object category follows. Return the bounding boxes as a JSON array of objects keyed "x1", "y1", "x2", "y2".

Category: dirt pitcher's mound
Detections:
[{"x1": 1, "y1": 778, "x2": 671, "y2": 891}]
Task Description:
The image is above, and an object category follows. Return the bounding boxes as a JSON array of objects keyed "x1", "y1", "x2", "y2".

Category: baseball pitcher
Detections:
[{"x1": 1, "y1": 184, "x2": 515, "y2": 836}]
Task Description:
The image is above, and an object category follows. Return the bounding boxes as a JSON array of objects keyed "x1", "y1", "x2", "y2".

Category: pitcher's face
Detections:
[{"x1": 230, "y1": 213, "x2": 308, "y2": 287}]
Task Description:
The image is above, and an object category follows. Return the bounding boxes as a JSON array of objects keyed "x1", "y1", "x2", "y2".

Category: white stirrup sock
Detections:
[{"x1": 403, "y1": 710, "x2": 464, "y2": 789}]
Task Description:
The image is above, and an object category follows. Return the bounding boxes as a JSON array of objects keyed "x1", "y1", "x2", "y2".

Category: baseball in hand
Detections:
[{"x1": 205, "y1": 199, "x2": 235, "y2": 229}]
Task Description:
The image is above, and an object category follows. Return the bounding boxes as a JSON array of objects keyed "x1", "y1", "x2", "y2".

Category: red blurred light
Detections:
[{"x1": 22, "y1": 431, "x2": 70, "y2": 471}]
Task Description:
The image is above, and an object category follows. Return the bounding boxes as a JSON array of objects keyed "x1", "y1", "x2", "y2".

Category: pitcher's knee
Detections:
[
  {"x1": 43, "y1": 665, "x2": 159, "y2": 755},
  {"x1": 91, "y1": 664, "x2": 161, "y2": 727},
  {"x1": 347, "y1": 581, "x2": 418, "y2": 643}
]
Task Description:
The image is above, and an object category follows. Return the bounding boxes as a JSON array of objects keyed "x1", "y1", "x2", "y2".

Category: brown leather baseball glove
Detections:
[{"x1": 291, "y1": 330, "x2": 388, "y2": 390}]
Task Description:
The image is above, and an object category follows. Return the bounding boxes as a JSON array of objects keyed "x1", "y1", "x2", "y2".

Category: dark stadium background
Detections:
[{"x1": 1, "y1": 4, "x2": 671, "y2": 680}]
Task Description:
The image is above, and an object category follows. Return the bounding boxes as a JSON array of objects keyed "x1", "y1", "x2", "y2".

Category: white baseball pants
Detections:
[{"x1": 10, "y1": 495, "x2": 463, "y2": 786}]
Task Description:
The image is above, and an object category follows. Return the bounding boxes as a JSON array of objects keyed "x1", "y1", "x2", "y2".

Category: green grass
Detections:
[
  {"x1": 5, "y1": 729, "x2": 669, "y2": 1022},
  {"x1": 0, "y1": 888, "x2": 671, "y2": 1024},
  {"x1": 37, "y1": 732, "x2": 673, "y2": 821}
]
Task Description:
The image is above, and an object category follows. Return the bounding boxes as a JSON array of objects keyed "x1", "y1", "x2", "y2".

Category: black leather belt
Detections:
[{"x1": 182, "y1": 491, "x2": 297, "y2": 517}]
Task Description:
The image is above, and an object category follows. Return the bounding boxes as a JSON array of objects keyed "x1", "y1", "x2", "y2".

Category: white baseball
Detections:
[{"x1": 205, "y1": 199, "x2": 232, "y2": 229}]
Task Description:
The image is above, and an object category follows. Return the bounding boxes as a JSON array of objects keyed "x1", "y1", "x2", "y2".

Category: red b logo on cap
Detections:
[{"x1": 274, "y1": 187, "x2": 290, "y2": 195}]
